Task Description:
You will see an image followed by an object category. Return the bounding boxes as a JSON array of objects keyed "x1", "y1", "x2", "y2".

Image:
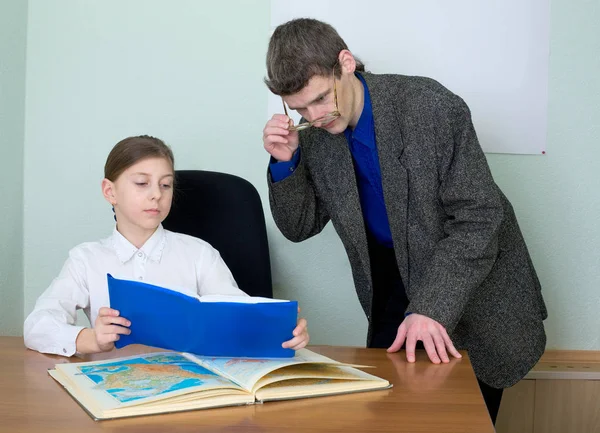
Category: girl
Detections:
[{"x1": 24, "y1": 135, "x2": 309, "y2": 356}]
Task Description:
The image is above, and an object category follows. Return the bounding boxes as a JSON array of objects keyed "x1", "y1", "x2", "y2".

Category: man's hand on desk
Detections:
[{"x1": 386, "y1": 313, "x2": 462, "y2": 364}]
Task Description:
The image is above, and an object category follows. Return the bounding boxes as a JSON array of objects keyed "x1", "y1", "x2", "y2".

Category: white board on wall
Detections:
[{"x1": 268, "y1": 0, "x2": 550, "y2": 155}]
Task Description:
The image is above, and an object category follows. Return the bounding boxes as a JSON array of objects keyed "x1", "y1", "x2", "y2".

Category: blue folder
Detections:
[{"x1": 107, "y1": 274, "x2": 297, "y2": 358}]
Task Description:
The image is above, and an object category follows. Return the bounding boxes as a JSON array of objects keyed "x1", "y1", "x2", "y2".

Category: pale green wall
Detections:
[
  {"x1": 486, "y1": 0, "x2": 600, "y2": 349},
  {"x1": 0, "y1": 0, "x2": 27, "y2": 336},
  {"x1": 15, "y1": 0, "x2": 600, "y2": 349}
]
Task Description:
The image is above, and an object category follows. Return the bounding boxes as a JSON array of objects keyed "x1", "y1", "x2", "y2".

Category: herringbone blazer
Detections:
[{"x1": 268, "y1": 72, "x2": 547, "y2": 388}]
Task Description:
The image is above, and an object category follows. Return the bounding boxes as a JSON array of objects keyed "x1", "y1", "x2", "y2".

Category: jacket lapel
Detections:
[
  {"x1": 362, "y1": 73, "x2": 410, "y2": 286},
  {"x1": 315, "y1": 132, "x2": 372, "y2": 277}
]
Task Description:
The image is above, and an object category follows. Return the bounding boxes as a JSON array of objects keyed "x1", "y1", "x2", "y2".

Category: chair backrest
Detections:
[{"x1": 162, "y1": 170, "x2": 273, "y2": 298}]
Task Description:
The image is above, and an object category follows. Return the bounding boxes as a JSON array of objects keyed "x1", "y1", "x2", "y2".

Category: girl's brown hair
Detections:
[{"x1": 104, "y1": 135, "x2": 175, "y2": 181}]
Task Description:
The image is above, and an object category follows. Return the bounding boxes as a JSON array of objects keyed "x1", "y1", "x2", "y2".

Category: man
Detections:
[{"x1": 262, "y1": 18, "x2": 547, "y2": 423}]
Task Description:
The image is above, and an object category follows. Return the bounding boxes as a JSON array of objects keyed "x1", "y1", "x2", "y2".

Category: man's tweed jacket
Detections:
[{"x1": 268, "y1": 72, "x2": 547, "y2": 388}]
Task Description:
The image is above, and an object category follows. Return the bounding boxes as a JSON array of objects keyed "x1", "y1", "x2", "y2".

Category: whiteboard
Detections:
[{"x1": 268, "y1": 0, "x2": 550, "y2": 155}]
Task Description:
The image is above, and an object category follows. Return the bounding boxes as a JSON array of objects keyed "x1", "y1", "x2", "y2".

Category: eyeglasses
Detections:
[{"x1": 282, "y1": 71, "x2": 341, "y2": 132}]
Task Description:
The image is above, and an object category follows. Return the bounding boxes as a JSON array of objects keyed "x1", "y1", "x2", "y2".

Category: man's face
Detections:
[{"x1": 283, "y1": 72, "x2": 354, "y2": 135}]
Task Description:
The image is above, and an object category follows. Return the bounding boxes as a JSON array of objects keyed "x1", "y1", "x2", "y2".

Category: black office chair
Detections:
[{"x1": 162, "y1": 170, "x2": 273, "y2": 298}]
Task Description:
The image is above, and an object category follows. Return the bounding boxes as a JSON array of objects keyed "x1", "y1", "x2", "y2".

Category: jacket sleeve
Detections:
[
  {"x1": 406, "y1": 95, "x2": 504, "y2": 333},
  {"x1": 267, "y1": 149, "x2": 331, "y2": 243}
]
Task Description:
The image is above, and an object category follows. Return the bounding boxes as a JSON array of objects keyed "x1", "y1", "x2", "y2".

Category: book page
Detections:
[
  {"x1": 187, "y1": 348, "x2": 368, "y2": 392},
  {"x1": 53, "y1": 352, "x2": 248, "y2": 411},
  {"x1": 251, "y1": 363, "x2": 384, "y2": 393},
  {"x1": 255, "y1": 376, "x2": 391, "y2": 402}
]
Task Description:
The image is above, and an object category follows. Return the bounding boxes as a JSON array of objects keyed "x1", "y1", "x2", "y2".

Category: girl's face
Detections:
[{"x1": 104, "y1": 157, "x2": 174, "y2": 235}]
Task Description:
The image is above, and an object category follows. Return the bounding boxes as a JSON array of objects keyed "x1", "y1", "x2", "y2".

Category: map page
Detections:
[{"x1": 53, "y1": 352, "x2": 247, "y2": 410}]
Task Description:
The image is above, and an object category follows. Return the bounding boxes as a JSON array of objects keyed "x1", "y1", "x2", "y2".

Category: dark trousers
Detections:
[{"x1": 366, "y1": 236, "x2": 504, "y2": 425}]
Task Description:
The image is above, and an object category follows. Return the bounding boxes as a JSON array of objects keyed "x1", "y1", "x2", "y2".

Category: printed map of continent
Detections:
[
  {"x1": 205, "y1": 357, "x2": 276, "y2": 382},
  {"x1": 78, "y1": 354, "x2": 231, "y2": 403}
]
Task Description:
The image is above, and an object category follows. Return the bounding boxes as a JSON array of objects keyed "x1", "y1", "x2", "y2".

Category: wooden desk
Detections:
[{"x1": 0, "y1": 337, "x2": 493, "y2": 433}]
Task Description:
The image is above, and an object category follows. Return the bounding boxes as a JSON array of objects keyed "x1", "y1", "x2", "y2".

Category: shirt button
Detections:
[
  {"x1": 138, "y1": 276, "x2": 143, "y2": 280},
  {"x1": 62, "y1": 348, "x2": 67, "y2": 353},
  {"x1": 289, "y1": 167, "x2": 294, "y2": 172},
  {"x1": 137, "y1": 252, "x2": 143, "y2": 257}
]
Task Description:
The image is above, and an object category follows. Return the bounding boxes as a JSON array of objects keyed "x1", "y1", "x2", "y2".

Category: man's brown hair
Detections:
[{"x1": 265, "y1": 18, "x2": 365, "y2": 96}]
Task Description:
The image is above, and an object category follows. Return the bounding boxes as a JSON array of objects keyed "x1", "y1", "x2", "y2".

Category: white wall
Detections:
[
  {"x1": 0, "y1": 0, "x2": 27, "y2": 336},
  {"x1": 270, "y1": 0, "x2": 550, "y2": 155},
  {"x1": 486, "y1": 0, "x2": 600, "y2": 349}
]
